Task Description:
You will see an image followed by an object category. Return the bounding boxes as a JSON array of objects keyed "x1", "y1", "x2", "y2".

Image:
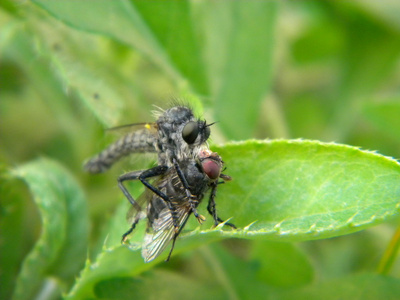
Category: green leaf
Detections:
[
  {"x1": 89, "y1": 243, "x2": 271, "y2": 300},
  {"x1": 67, "y1": 139, "x2": 400, "y2": 298},
  {"x1": 200, "y1": 243, "x2": 272, "y2": 299},
  {"x1": 31, "y1": 0, "x2": 167, "y2": 64},
  {"x1": 0, "y1": 173, "x2": 27, "y2": 300},
  {"x1": 11, "y1": 158, "x2": 88, "y2": 300},
  {"x1": 67, "y1": 246, "x2": 151, "y2": 299},
  {"x1": 251, "y1": 241, "x2": 314, "y2": 287},
  {"x1": 322, "y1": 1, "x2": 400, "y2": 140},
  {"x1": 89, "y1": 243, "x2": 272, "y2": 300},
  {"x1": 32, "y1": 0, "x2": 205, "y2": 95},
  {"x1": 362, "y1": 98, "x2": 400, "y2": 142},
  {"x1": 66, "y1": 225, "x2": 227, "y2": 299},
  {"x1": 132, "y1": 1, "x2": 208, "y2": 94},
  {"x1": 212, "y1": 140, "x2": 400, "y2": 240},
  {"x1": 352, "y1": 0, "x2": 400, "y2": 31},
  {"x1": 201, "y1": 1, "x2": 277, "y2": 139},
  {"x1": 93, "y1": 270, "x2": 225, "y2": 300},
  {"x1": 338, "y1": 11, "x2": 400, "y2": 99},
  {"x1": 278, "y1": 273, "x2": 400, "y2": 300},
  {"x1": 24, "y1": 5, "x2": 128, "y2": 127}
]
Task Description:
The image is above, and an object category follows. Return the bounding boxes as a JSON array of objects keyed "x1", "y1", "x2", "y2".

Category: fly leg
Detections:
[
  {"x1": 173, "y1": 159, "x2": 205, "y2": 224},
  {"x1": 207, "y1": 181, "x2": 236, "y2": 229},
  {"x1": 118, "y1": 165, "x2": 180, "y2": 241},
  {"x1": 121, "y1": 217, "x2": 140, "y2": 243},
  {"x1": 165, "y1": 214, "x2": 191, "y2": 262},
  {"x1": 118, "y1": 169, "x2": 148, "y2": 243}
]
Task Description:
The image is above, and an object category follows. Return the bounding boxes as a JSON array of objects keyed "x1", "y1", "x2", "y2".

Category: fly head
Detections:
[{"x1": 156, "y1": 106, "x2": 211, "y2": 165}]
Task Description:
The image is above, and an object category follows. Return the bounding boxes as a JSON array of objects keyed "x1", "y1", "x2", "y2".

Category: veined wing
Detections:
[
  {"x1": 125, "y1": 188, "x2": 153, "y2": 225},
  {"x1": 141, "y1": 196, "x2": 191, "y2": 262},
  {"x1": 84, "y1": 122, "x2": 158, "y2": 173}
]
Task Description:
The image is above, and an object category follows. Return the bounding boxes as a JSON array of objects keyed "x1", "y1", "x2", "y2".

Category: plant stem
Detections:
[{"x1": 377, "y1": 225, "x2": 400, "y2": 275}]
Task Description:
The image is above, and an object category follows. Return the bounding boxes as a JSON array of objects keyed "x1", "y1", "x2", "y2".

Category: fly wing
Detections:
[
  {"x1": 84, "y1": 123, "x2": 158, "y2": 173},
  {"x1": 141, "y1": 197, "x2": 191, "y2": 262},
  {"x1": 125, "y1": 188, "x2": 152, "y2": 224}
]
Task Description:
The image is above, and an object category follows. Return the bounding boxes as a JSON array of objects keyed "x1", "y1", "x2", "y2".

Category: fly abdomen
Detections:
[{"x1": 84, "y1": 130, "x2": 157, "y2": 173}]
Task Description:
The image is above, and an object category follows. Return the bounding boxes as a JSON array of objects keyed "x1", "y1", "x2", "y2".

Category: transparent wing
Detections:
[
  {"x1": 106, "y1": 122, "x2": 154, "y2": 132},
  {"x1": 125, "y1": 189, "x2": 152, "y2": 224},
  {"x1": 141, "y1": 198, "x2": 191, "y2": 262}
]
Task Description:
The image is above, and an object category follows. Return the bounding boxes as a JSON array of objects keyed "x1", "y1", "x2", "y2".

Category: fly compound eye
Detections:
[
  {"x1": 201, "y1": 158, "x2": 221, "y2": 180},
  {"x1": 182, "y1": 121, "x2": 199, "y2": 144}
]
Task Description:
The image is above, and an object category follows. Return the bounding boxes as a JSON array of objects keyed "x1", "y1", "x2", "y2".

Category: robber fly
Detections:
[
  {"x1": 84, "y1": 106, "x2": 211, "y2": 172},
  {"x1": 84, "y1": 105, "x2": 235, "y2": 262}
]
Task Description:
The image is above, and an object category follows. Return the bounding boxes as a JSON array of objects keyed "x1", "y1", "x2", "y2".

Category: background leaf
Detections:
[
  {"x1": 251, "y1": 241, "x2": 314, "y2": 288},
  {"x1": 278, "y1": 273, "x2": 400, "y2": 300},
  {"x1": 362, "y1": 98, "x2": 400, "y2": 142},
  {"x1": 32, "y1": 0, "x2": 206, "y2": 96},
  {"x1": 10, "y1": 158, "x2": 88, "y2": 300},
  {"x1": 201, "y1": 1, "x2": 277, "y2": 139}
]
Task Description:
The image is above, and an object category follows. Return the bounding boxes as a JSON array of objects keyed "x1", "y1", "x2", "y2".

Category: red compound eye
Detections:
[{"x1": 201, "y1": 158, "x2": 221, "y2": 180}]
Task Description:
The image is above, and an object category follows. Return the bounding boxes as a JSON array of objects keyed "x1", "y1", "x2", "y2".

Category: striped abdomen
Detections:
[{"x1": 84, "y1": 129, "x2": 157, "y2": 173}]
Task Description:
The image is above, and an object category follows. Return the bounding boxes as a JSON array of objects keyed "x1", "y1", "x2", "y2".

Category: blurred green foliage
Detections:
[{"x1": 1, "y1": 1, "x2": 400, "y2": 299}]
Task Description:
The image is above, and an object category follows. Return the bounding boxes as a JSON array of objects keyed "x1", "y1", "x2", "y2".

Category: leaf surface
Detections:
[
  {"x1": 12, "y1": 158, "x2": 88, "y2": 300},
  {"x1": 212, "y1": 140, "x2": 400, "y2": 240}
]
